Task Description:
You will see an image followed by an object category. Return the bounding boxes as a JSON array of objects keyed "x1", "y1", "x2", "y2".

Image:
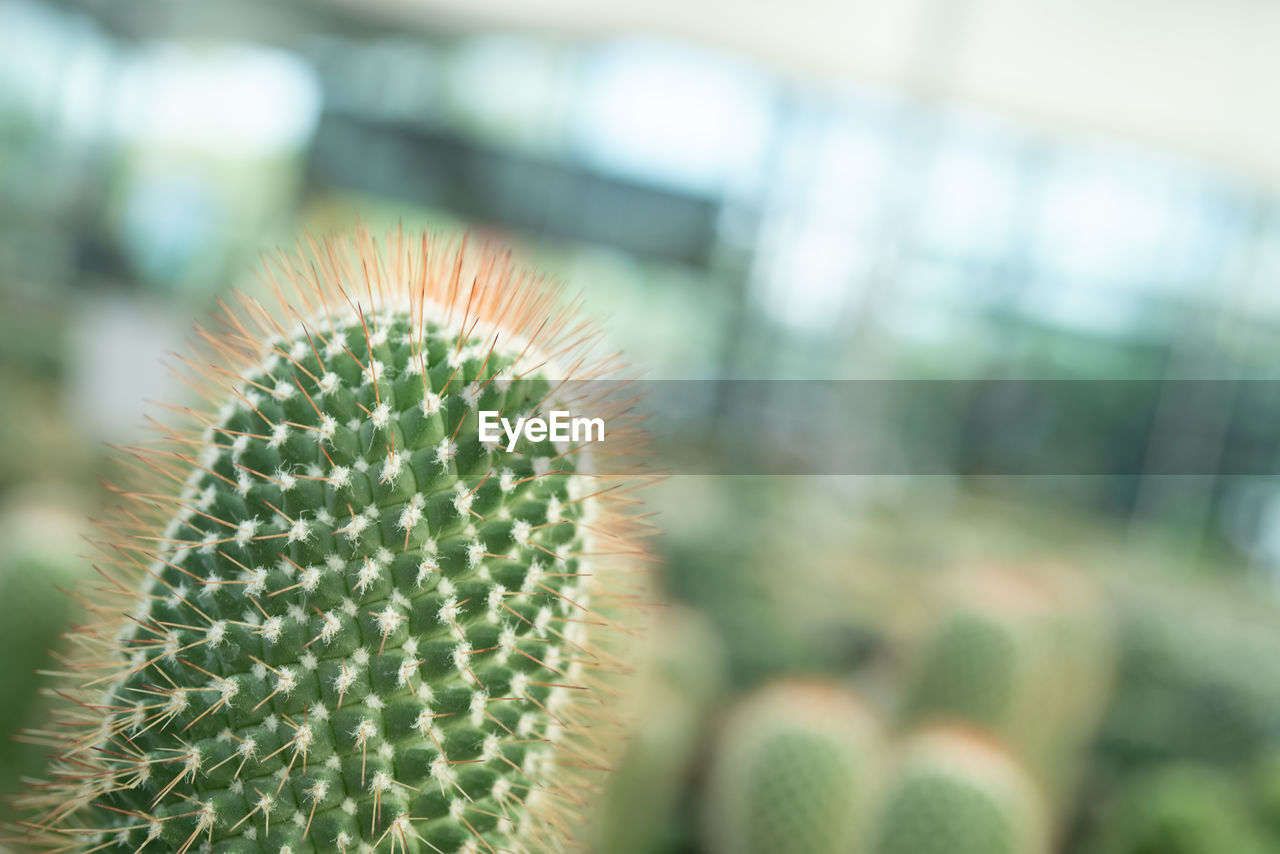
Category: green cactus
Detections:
[
  {"x1": 903, "y1": 605, "x2": 1024, "y2": 730},
  {"x1": 702, "y1": 680, "x2": 884, "y2": 854},
  {"x1": 12, "y1": 232, "x2": 648, "y2": 854},
  {"x1": 901, "y1": 564, "x2": 1114, "y2": 796},
  {"x1": 901, "y1": 567, "x2": 1061, "y2": 734},
  {"x1": 870, "y1": 727, "x2": 1048, "y2": 854},
  {"x1": 1022, "y1": 564, "x2": 1115, "y2": 801},
  {"x1": 592, "y1": 607, "x2": 727, "y2": 854}
]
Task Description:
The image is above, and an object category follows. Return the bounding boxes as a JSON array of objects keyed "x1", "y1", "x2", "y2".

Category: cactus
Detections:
[
  {"x1": 870, "y1": 727, "x2": 1048, "y2": 854},
  {"x1": 702, "y1": 680, "x2": 884, "y2": 854},
  {"x1": 592, "y1": 607, "x2": 727, "y2": 854},
  {"x1": 12, "y1": 232, "x2": 649, "y2": 854},
  {"x1": 901, "y1": 566, "x2": 1063, "y2": 735},
  {"x1": 900, "y1": 564, "x2": 1114, "y2": 796},
  {"x1": 1021, "y1": 563, "x2": 1115, "y2": 801},
  {"x1": 902, "y1": 603, "x2": 1025, "y2": 731}
]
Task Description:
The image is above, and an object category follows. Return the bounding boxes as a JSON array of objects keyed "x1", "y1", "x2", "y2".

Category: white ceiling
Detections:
[{"x1": 345, "y1": 0, "x2": 1280, "y2": 192}]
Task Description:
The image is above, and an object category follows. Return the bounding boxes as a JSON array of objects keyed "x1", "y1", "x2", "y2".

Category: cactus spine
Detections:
[
  {"x1": 702, "y1": 680, "x2": 884, "y2": 854},
  {"x1": 13, "y1": 233, "x2": 648, "y2": 854},
  {"x1": 871, "y1": 727, "x2": 1048, "y2": 854}
]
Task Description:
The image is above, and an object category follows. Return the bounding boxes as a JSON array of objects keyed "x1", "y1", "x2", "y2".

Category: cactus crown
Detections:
[
  {"x1": 873, "y1": 728, "x2": 1048, "y2": 854},
  {"x1": 14, "y1": 232, "x2": 647, "y2": 854},
  {"x1": 703, "y1": 681, "x2": 883, "y2": 854}
]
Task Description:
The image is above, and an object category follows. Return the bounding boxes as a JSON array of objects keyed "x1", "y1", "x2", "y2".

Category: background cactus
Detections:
[
  {"x1": 899, "y1": 564, "x2": 1114, "y2": 798},
  {"x1": 900, "y1": 566, "x2": 1063, "y2": 735},
  {"x1": 702, "y1": 680, "x2": 884, "y2": 854},
  {"x1": 12, "y1": 232, "x2": 649, "y2": 854},
  {"x1": 870, "y1": 727, "x2": 1049, "y2": 854},
  {"x1": 591, "y1": 607, "x2": 727, "y2": 854}
]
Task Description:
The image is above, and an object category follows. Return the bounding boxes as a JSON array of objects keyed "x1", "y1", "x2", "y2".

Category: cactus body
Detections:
[
  {"x1": 904, "y1": 608, "x2": 1021, "y2": 728},
  {"x1": 902, "y1": 567, "x2": 1053, "y2": 738},
  {"x1": 593, "y1": 607, "x2": 727, "y2": 854},
  {"x1": 871, "y1": 728, "x2": 1048, "y2": 854},
  {"x1": 703, "y1": 680, "x2": 884, "y2": 854},
  {"x1": 15, "y1": 233, "x2": 647, "y2": 854},
  {"x1": 901, "y1": 565, "x2": 1114, "y2": 796}
]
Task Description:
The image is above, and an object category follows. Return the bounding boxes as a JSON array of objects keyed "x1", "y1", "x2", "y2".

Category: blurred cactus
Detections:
[
  {"x1": 593, "y1": 607, "x2": 727, "y2": 854},
  {"x1": 659, "y1": 480, "x2": 812, "y2": 684},
  {"x1": 871, "y1": 727, "x2": 1048, "y2": 854},
  {"x1": 901, "y1": 592, "x2": 1026, "y2": 731},
  {"x1": 702, "y1": 680, "x2": 884, "y2": 854},
  {"x1": 901, "y1": 564, "x2": 1114, "y2": 797},
  {"x1": 13, "y1": 233, "x2": 650, "y2": 854}
]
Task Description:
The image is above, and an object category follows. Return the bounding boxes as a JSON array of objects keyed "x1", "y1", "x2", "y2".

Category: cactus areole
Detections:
[{"x1": 16, "y1": 232, "x2": 648, "y2": 854}]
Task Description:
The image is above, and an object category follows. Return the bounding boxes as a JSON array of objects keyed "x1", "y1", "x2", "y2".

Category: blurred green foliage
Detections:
[
  {"x1": 583, "y1": 480, "x2": 1280, "y2": 853},
  {"x1": 1084, "y1": 767, "x2": 1270, "y2": 854},
  {"x1": 0, "y1": 497, "x2": 88, "y2": 820}
]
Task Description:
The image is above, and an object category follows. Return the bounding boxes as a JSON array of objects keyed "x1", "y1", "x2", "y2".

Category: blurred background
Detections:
[{"x1": 4, "y1": 0, "x2": 1280, "y2": 851}]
